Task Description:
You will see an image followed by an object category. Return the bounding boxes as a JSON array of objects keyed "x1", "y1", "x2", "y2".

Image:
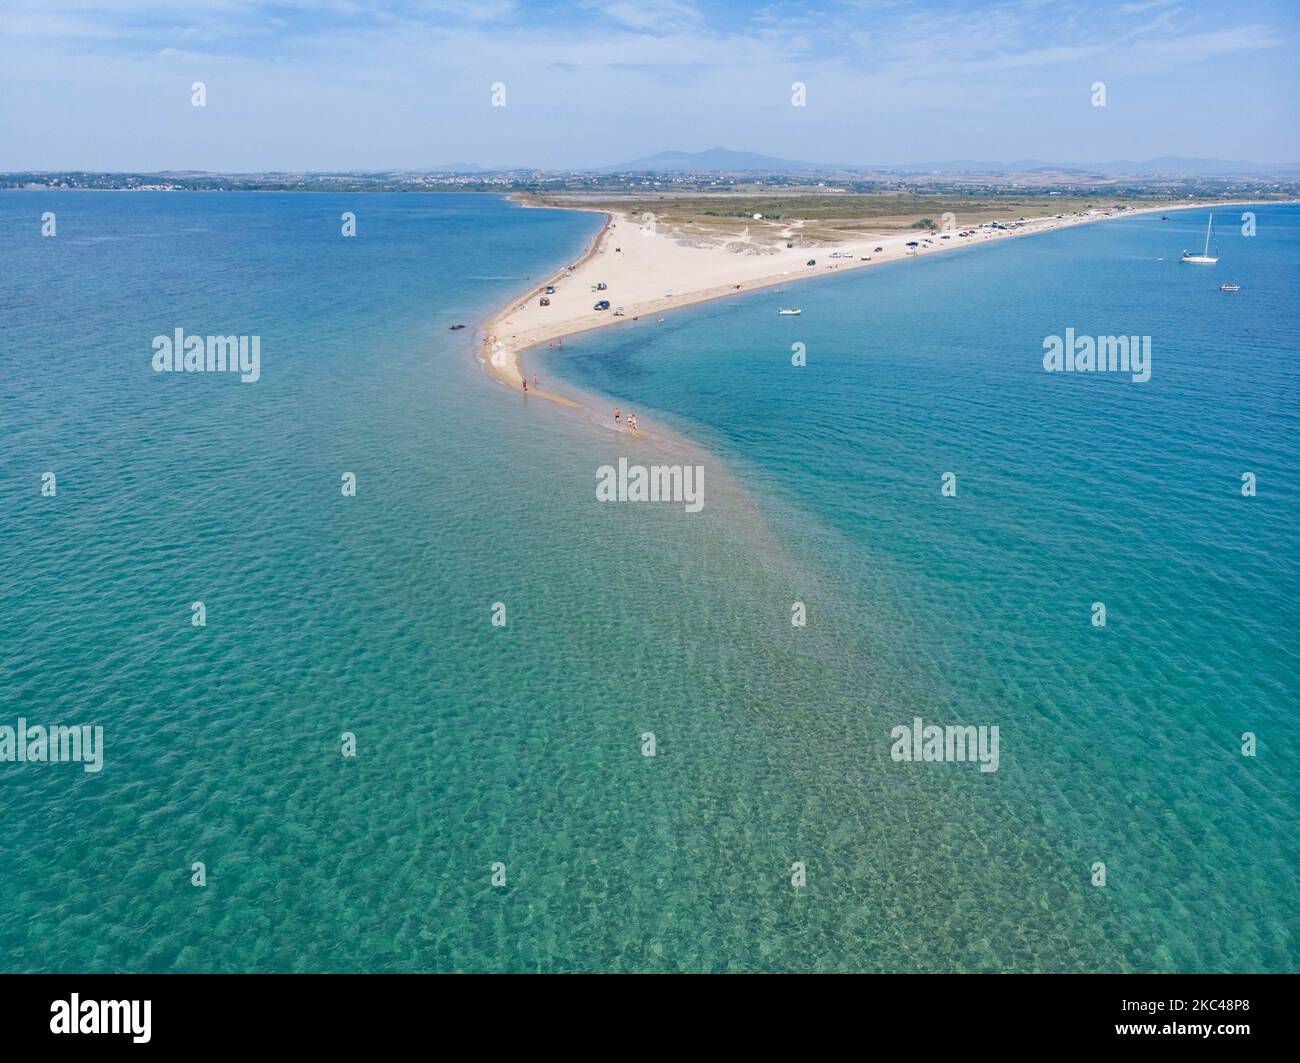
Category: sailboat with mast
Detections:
[{"x1": 1181, "y1": 214, "x2": 1219, "y2": 264}]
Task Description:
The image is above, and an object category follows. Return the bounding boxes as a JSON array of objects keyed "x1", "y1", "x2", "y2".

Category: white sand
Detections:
[{"x1": 480, "y1": 199, "x2": 1263, "y2": 416}]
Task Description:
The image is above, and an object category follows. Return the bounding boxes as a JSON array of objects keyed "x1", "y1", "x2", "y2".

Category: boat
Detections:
[
  {"x1": 1181, "y1": 215, "x2": 1219, "y2": 264},
  {"x1": 1220, "y1": 284, "x2": 1241, "y2": 292},
  {"x1": 778, "y1": 308, "x2": 801, "y2": 316}
]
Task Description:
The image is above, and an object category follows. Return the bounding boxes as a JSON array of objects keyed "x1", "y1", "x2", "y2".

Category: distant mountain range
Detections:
[
  {"x1": 602, "y1": 148, "x2": 835, "y2": 173},
  {"x1": 592, "y1": 147, "x2": 1300, "y2": 178},
  {"x1": 893, "y1": 157, "x2": 1300, "y2": 177},
  {"x1": 416, "y1": 162, "x2": 492, "y2": 174}
]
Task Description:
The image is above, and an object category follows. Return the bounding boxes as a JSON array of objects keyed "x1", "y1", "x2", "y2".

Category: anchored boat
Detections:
[{"x1": 1181, "y1": 215, "x2": 1219, "y2": 264}]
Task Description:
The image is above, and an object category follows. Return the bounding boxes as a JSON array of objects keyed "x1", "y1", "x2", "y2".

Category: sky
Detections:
[{"x1": 1, "y1": 0, "x2": 1297, "y2": 172}]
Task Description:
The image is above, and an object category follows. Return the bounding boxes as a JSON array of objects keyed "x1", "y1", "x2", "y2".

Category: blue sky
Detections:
[{"x1": 1, "y1": 0, "x2": 1296, "y2": 171}]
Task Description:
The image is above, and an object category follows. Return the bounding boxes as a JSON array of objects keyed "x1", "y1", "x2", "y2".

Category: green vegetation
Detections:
[{"x1": 526, "y1": 191, "x2": 1158, "y2": 245}]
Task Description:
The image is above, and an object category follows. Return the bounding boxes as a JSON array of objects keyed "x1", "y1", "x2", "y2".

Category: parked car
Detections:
[
  {"x1": 806, "y1": 259, "x2": 816, "y2": 266},
  {"x1": 544, "y1": 285, "x2": 556, "y2": 294},
  {"x1": 594, "y1": 300, "x2": 611, "y2": 310},
  {"x1": 874, "y1": 246, "x2": 883, "y2": 252},
  {"x1": 595, "y1": 282, "x2": 608, "y2": 290},
  {"x1": 539, "y1": 297, "x2": 550, "y2": 306},
  {"x1": 613, "y1": 307, "x2": 625, "y2": 316}
]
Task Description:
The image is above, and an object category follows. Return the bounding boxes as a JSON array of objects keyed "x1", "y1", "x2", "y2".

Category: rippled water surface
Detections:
[{"x1": 2, "y1": 193, "x2": 1296, "y2": 971}]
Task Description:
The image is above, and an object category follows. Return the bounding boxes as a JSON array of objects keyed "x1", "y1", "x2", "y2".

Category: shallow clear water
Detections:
[
  {"x1": 1, "y1": 193, "x2": 1296, "y2": 971},
  {"x1": 544, "y1": 204, "x2": 1300, "y2": 971}
]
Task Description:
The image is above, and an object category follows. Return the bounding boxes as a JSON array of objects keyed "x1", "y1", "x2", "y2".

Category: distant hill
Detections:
[
  {"x1": 891, "y1": 160, "x2": 1065, "y2": 173},
  {"x1": 595, "y1": 148, "x2": 1300, "y2": 178},
  {"x1": 599, "y1": 148, "x2": 842, "y2": 173},
  {"x1": 896, "y1": 157, "x2": 1300, "y2": 177},
  {"x1": 1087, "y1": 157, "x2": 1300, "y2": 177}
]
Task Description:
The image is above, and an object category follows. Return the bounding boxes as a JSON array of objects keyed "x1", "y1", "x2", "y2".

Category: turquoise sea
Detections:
[{"x1": 1, "y1": 192, "x2": 1296, "y2": 971}]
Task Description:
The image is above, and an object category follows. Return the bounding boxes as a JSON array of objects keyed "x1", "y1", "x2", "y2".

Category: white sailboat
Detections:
[{"x1": 1181, "y1": 215, "x2": 1219, "y2": 264}]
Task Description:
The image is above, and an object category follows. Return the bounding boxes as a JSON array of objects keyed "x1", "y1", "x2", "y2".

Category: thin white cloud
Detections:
[
  {"x1": 0, "y1": 0, "x2": 1294, "y2": 170},
  {"x1": 595, "y1": 0, "x2": 705, "y2": 34}
]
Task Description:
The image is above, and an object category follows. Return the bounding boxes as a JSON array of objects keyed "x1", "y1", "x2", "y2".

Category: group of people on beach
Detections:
[{"x1": 486, "y1": 330, "x2": 633, "y2": 431}]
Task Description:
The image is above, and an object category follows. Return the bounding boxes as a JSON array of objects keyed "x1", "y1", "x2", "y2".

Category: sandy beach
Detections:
[{"x1": 479, "y1": 199, "x2": 1266, "y2": 416}]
